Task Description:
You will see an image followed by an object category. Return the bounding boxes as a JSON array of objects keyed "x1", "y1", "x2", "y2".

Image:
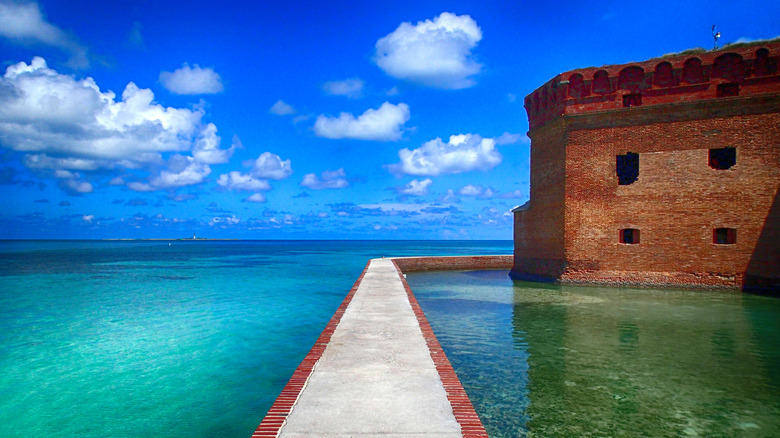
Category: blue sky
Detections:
[{"x1": 1, "y1": 0, "x2": 778, "y2": 240}]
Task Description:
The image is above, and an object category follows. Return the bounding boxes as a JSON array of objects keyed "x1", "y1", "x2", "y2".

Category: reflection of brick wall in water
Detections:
[{"x1": 511, "y1": 40, "x2": 780, "y2": 292}]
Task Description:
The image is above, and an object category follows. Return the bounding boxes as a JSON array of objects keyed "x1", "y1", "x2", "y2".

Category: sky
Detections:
[{"x1": 1, "y1": 0, "x2": 778, "y2": 240}]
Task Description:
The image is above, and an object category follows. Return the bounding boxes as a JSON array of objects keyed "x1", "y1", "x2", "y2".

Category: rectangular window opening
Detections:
[
  {"x1": 623, "y1": 93, "x2": 642, "y2": 107},
  {"x1": 717, "y1": 83, "x2": 740, "y2": 97},
  {"x1": 709, "y1": 147, "x2": 736, "y2": 170},
  {"x1": 714, "y1": 228, "x2": 736, "y2": 245},
  {"x1": 617, "y1": 152, "x2": 639, "y2": 185},
  {"x1": 620, "y1": 228, "x2": 640, "y2": 244}
]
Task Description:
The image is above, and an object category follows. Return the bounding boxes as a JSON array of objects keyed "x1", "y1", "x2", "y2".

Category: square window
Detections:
[
  {"x1": 617, "y1": 152, "x2": 639, "y2": 185},
  {"x1": 620, "y1": 228, "x2": 640, "y2": 244},
  {"x1": 623, "y1": 93, "x2": 642, "y2": 107},
  {"x1": 717, "y1": 83, "x2": 739, "y2": 97},
  {"x1": 714, "y1": 228, "x2": 736, "y2": 244},
  {"x1": 709, "y1": 147, "x2": 736, "y2": 170}
]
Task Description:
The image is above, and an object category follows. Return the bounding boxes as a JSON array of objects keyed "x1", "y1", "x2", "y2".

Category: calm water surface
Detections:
[
  {"x1": 408, "y1": 270, "x2": 780, "y2": 438},
  {"x1": 0, "y1": 240, "x2": 511, "y2": 437}
]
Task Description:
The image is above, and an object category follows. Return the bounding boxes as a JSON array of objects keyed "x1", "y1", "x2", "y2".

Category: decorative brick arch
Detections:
[
  {"x1": 653, "y1": 62, "x2": 677, "y2": 87},
  {"x1": 618, "y1": 66, "x2": 646, "y2": 92},
  {"x1": 592, "y1": 69, "x2": 612, "y2": 94},
  {"x1": 682, "y1": 58, "x2": 705, "y2": 84},
  {"x1": 754, "y1": 48, "x2": 774, "y2": 76},
  {"x1": 713, "y1": 53, "x2": 745, "y2": 82},
  {"x1": 567, "y1": 73, "x2": 589, "y2": 98}
]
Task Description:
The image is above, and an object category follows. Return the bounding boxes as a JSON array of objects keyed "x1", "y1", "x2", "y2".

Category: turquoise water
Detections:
[
  {"x1": 408, "y1": 270, "x2": 780, "y2": 437},
  {"x1": 0, "y1": 240, "x2": 511, "y2": 437}
]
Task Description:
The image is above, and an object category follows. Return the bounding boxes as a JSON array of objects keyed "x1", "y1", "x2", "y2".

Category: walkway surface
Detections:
[{"x1": 253, "y1": 257, "x2": 488, "y2": 438}]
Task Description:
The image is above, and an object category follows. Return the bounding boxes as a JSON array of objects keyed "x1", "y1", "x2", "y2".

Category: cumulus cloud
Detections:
[
  {"x1": 127, "y1": 155, "x2": 211, "y2": 192},
  {"x1": 269, "y1": 100, "x2": 295, "y2": 115},
  {"x1": 458, "y1": 184, "x2": 494, "y2": 199},
  {"x1": 159, "y1": 63, "x2": 224, "y2": 95},
  {"x1": 314, "y1": 102, "x2": 409, "y2": 141},
  {"x1": 244, "y1": 193, "x2": 266, "y2": 203},
  {"x1": 243, "y1": 152, "x2": 293, "y2": 180},
  {"x1": 399, "y1": 178, "x2": 432, "y2": 196},
  {"x1": 322, "y1": 78, "x2": 365, "y2": 98},
  {"x1": 390, "y1": 133, "x2": 502, "y2": 176},
  {"x1": 374, "y1": 12, "x2": 482, "y2": 89},
  {"x1": 500, "y1": 189, "x2": 526, "y2": 199},
  {"x1": 192, "y1": 123, "x2": 235, "y2": 164},
  {"x1": 0, "y1": 57, "x2": 233, "y2": 192},
  {"x1": 300, "y1": 168, "x2": 348, "y2": 190},
  {"x1": 216, "y1": 171, "x2": 271, "y2": 192},
  {"x1": 0, "y1": 1, "x2": 89, "y2": 68}
]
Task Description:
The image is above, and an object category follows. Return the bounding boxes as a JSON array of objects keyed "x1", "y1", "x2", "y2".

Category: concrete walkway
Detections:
[{"x1": 277, "y1": 258, "x2": 461, "y2": 437}]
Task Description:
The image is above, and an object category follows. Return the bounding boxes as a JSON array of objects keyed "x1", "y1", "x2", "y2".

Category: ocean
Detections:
[{"x1": 0, "y1": 240, "x2": 512, "y2": 437}]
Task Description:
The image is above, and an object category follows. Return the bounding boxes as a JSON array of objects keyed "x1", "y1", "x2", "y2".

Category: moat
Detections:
[{"x1": 409, "y1": 270, "x2": 780, "y2": 437}]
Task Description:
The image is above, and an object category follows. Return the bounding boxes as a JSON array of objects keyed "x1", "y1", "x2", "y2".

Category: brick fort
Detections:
[{"x1": 511, "y1": 40, "x2": 780, "y2": 293}]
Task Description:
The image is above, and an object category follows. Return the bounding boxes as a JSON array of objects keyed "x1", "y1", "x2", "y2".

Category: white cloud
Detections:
[
  {"x1": 128, "y1": 155, "x2": 211, "y2": 192},
  {"x1": 458, "y1": 184, "x2": 494, "y2": 199},
  {"x1": 500, "y1": 189, "x2": 526, "y2": 199},
  {"x1": 243, "y1": 152, "x2": 293, "y2": 180},
  {"x1": 399, "y1": 178, "x2": 432, "y2": 196},
  {"x1": 314, "y1": 102, "x2": 409, "y2": 141},
  {"x1": 322, "y1": 78, "x2": 365, "y2": 98},
  {"x1": 374, "y1": 12, "x2": 482, "y2": 89},
  {"x1": 192, "y1": 123, "x2": 234, "y2": 164},
  {"x1": 216, "y1": 171, "x2": 271, "y2": 192},
  {"x1": 159, "y1": 63, "x2": 224, "y2": 95},
  {"x1": 0, "y1": 57, "x2": 233, "y2": 192},
  {"x1": 62, "y1": 178, "x2": 93, "y2": 194},
  {"x1": 244, "y1": 193, "x2": 266, "y2": 203},
  {"x1": 390, "y1": 133, "x2": 502, "y2": 176},
  {"x1": 494, "y1": 132, "x2": 527, "y2": 145},
  {"x1": 270, "y1": 100, "x2": 295, "y2": 115},
  {"x1": 82, "y1": 214, "x2": 94, "y2": 223},
  {"x1": 300, "y1": 168, "x2": 348, "y2": 190},
  {"x1": 0, "y1": 1, "x2": 88, "y2": 68}
]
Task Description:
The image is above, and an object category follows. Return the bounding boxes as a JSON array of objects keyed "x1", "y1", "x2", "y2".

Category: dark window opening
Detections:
[
  {"x1": 713, "y1": 228, "x2": 736, "y2": 245},
  {"x1": 717, "y1": 83, "x2": 739, "y2": 97},
  {"x1": 709, "y1": 147, "x2": 736, "y2": 170},
  {"x1": 623, "y1": 93, "x2": 642, "y2": 107},
  {"x1": 617, "y1": 152, "x2": 639, "y2": 185},
  {"x1": 620, "y1": 228, "x2": 640, "y2": 244}
]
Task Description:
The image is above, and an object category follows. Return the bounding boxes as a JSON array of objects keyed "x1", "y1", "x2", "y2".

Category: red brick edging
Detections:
[
  {"x1": 252, "y1": 257, "x2": 492, "y2": 438},
  {"x1": 392, "y1": 260, "x2": 490, "y2": 438},
  {"x1": 251, "y1": 261, "x2": 370, "y2": 438}
]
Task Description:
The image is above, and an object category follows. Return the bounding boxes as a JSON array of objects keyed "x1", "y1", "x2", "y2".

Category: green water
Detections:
[{"x1": 408, "y1": 270, "x2": 780, "y2": 438}]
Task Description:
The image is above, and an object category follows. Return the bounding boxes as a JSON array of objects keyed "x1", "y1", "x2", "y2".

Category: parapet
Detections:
[{"x1": 525, "y1": 40, "x2": 780, "y2": 129}]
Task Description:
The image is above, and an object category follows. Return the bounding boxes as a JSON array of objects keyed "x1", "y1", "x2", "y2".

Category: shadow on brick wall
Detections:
[{"x1": 745, "y1": 186, "x2": 780, "y2": 295}]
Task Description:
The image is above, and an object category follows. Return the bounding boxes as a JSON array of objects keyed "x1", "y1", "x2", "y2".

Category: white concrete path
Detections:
[{"x1": 277, "y1": 258, "x2": 462, "y2": 438}]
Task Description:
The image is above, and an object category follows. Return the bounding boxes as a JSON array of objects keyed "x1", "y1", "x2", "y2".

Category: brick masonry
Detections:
[
  {"x1": 513, "y1": 41, "x2": 780, "y2": 293},
  {"x1": 252, "y1": 256, "x2": 505, "y2": 438}
]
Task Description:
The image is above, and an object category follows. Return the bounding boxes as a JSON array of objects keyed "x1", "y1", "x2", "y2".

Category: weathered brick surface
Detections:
[
  {"x1": 513, "y1": 41, "x2": 780, "y2": 292},
  {"x1": 393, "y1": 255, "x2": 513, "y2": 272}
]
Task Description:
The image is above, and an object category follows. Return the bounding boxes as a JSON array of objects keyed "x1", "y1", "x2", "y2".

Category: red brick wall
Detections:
[
  {"x1": 564, "y1": 110, "x2": 779, "y2": 289},
  {"x1": 526, "y1": 41, "x2": 780, "y2": 130},
  {"x1": 393, "y1": 256, "x2": 513, "y2": 272},
  {"x1": 514, "y1": 41, "x2": 780, "y2": 292},
  {"x1": 512, "y1": 119, "x2": 568, "y2": 279}
]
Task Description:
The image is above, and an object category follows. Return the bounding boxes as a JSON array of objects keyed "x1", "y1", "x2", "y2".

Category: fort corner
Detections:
[{"x1": 511, "y1": 40, "x2": 780, "y2": 292}]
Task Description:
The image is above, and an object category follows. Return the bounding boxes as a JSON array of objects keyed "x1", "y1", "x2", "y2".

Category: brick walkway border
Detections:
[{"x1": 252, "y1": 256, "x2": 497, "y2": 438}]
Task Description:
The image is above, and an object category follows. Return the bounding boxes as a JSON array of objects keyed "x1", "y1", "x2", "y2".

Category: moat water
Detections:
[{"x1": 408, "y1": 270, "x2": 780, "y2": 438}]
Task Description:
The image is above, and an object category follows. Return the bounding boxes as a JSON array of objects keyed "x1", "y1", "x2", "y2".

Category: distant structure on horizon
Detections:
[{"x1": 511, "y1": 40, "x2": 780, "y2": 292}]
